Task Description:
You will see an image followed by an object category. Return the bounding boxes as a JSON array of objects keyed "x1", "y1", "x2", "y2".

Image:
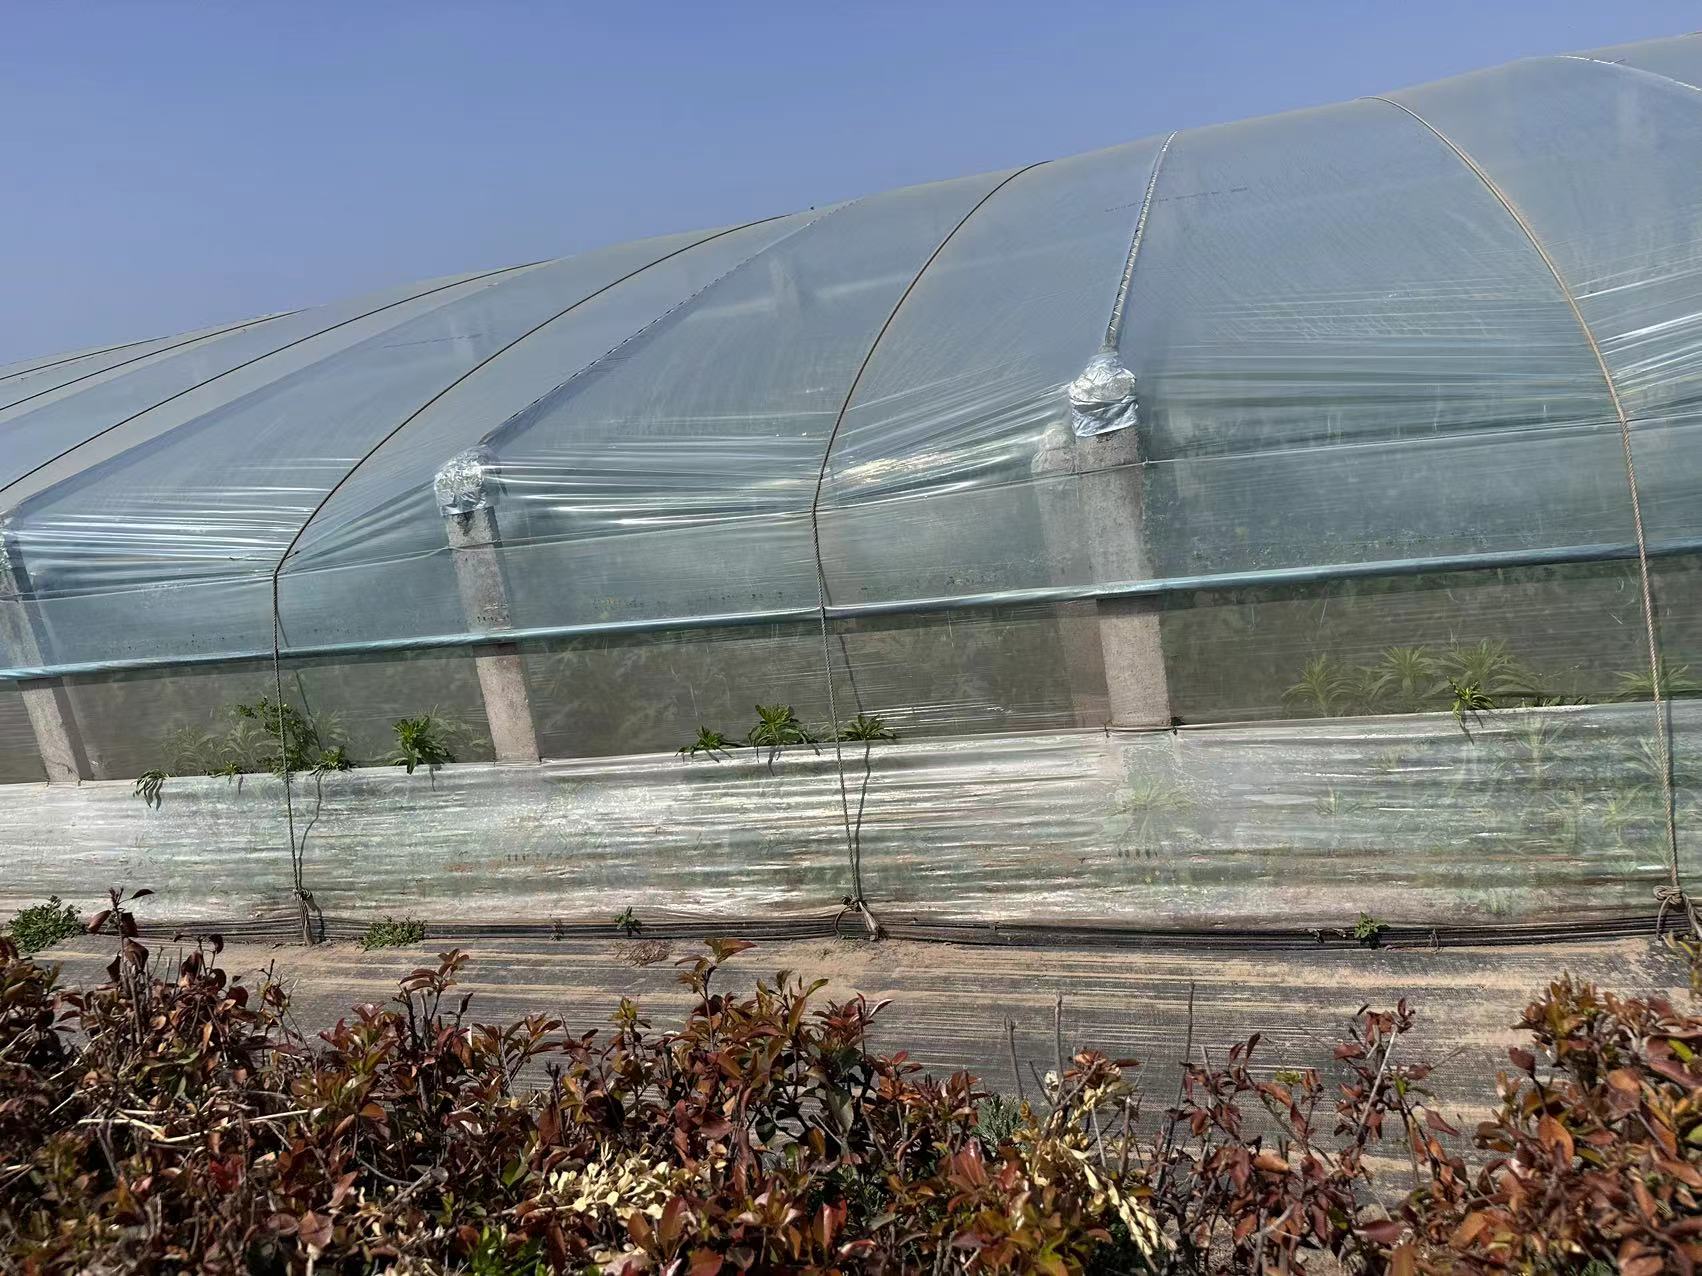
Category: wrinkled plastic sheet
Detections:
[
  {"x1": 0, "y1": 705, "x2": 1687, "y2": 931},
  {"x1": 0, "y1": 38, "x2": 1698, "y2": 681}
]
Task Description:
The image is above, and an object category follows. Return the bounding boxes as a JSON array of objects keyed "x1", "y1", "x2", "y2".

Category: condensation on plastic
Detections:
[
  {"x1": 0, "y1": 36, "x2": 1694, "y2": 748},
  {"x1": 0, "y1": 703, "x2": 1692, "y2": 929}
]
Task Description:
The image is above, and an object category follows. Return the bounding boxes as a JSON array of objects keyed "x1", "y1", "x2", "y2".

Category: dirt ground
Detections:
[{"x1": 40, "y1": 928, "x2": 1684, "y2": 1149}]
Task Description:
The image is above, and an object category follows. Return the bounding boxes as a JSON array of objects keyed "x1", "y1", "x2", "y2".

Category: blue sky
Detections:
[{"x1": 2, "y1": 1, "x2": 1695, "y2": 364}]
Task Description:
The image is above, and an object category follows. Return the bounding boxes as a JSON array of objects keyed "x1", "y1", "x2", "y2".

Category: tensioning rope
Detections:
[
  {"x1": 807, "y1": 164, "x2": 1046, "y2": 935},
  {"x1": 1369, "y1": 94, "x2": 1694, "y2": 937}
]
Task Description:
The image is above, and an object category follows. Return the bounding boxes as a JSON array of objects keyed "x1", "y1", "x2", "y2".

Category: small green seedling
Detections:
[
  {"x1": 1447, "y1": 678, "x2": 1494, "y2": 735},
  {"x1": 133, "y1": 770, "x2": 167, "y2": 808},
  {"x1": 837, "y1": 713, "x2": 897, "y2": 743},
  {"x1": 747, "y1": 704, "x2": 817, "y2": 769},
  {"x1": 390, "y1": 715, "x2": 456, "y2": 774},
  {"x1": 678, "y1": 727, "x2": 740, "y2": 761},
  {"x1": 313, "y1": 745, "x2": 354, "y2": 774},
  {"x1": 1353, "y1": 913, "x2": 1387, "y2": 947},
  {"x1": 612, "y1": 907, "x2": 641, "y2": 937}
]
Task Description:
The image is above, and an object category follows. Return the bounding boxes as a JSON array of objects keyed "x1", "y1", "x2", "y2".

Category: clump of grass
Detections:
[
  {"x1": 974, "y1": 1094, "x2": 1025, "y2": 1154},
  {"x1": 678, "y1": 727, "x2": 740, "y2": 761},
  {"x1": 134, "y1": 770, "x2": 167, "y2": 808},
  {"x1": 359, "y1": 916, "x2": 427, "y2": 950},
  {"x1": 9, "y1": 896, "x2": 83, "y2": 953},
  {"x1": 1353, "y1": 913, "x2": 1387, "y2": 947},
  {"x1": 388, "y1": 714, "x2": 458, "y2": 774},
  {"x1": 613, "y1": 938, "x2": 672, "y2": 968}
]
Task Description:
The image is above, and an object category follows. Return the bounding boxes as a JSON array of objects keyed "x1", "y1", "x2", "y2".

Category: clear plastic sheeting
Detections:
[
  {"x1": 1576, "y1": 33, "x2": 1702, "y2": 93},
  {"x1": 3, "y1": 42, "x2": 1698, "y2": 669},
  {"x1": 0, "y1": 706, "x2": 1691, "y2": 930},
  {"x1": 0, "y1": 34, "x2": 1698, "y2": 932},
  {"x1": 0, "y1": 314, "x2": 291, "y2": 418}
]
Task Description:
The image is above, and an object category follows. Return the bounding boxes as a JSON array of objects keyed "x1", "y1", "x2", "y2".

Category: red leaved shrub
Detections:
[
  {"x1": 3, "y1": 893, "x2": 1699, "y2": 1275},
  {"x1": 1393, "y1": 975, "x2": 1702, "y2": 1274}
]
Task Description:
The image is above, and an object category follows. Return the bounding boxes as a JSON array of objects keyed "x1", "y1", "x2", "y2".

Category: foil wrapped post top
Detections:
[
  {"x1": 1067, "y1": 352, "x2": 1138, "y2": 439},
  {"x1": 433, "y1": 446, "x2": 497, "y2": 517}
]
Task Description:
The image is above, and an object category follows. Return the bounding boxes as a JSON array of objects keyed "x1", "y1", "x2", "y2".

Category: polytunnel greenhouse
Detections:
[{"x1": 4, "y1": 32, "x2": 1702, "y2": 939}]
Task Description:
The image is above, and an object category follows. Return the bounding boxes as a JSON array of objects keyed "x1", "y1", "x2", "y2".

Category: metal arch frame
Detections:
[
  {"x1": 257, "y1": 210, "x2": 830, "y2": 884},
  {"x1": 1365, "y1": 87, "x2": 1684, "y2": 910},
  {"x1": 0, "y1": 311, "x2": 295, "y2": 416},
  {"x1": 802, "y1": 161, "x2": 1049, "y2": 907},
  {"x1": 0, "y1": 264, "x2": 542, "y2": 511},
  {"x1": 0, "y1": 329, "x2": 232, "y2": 389},
  {"x1": 1555, "y1": 50, "x2": 1702, "y2": 94}
]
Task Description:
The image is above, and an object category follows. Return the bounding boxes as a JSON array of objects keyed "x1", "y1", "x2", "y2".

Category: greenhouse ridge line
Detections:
[
  {"x1": 1367, "y1": 86, "x2": 1686, "y2": 930},
  {"x1": 1557, "y1": 51, "x2": 1702, "y2": 94},
  {"x1": 5, "y1": 532, "x2": 1691, "y2": 683},
  {"x1": 1103, "y1": 132, "x2": 1176, "y2": 351}
]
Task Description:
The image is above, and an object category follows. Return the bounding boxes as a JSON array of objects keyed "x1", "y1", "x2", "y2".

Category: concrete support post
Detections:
[
  {"x1": 434, "y1": 450, "x2": 542, "y2": 765},
  {"x1": 0, "y1": 534, "x2": 92, "y2": 782},
  {"x1": 1031, "y1": 425, "x2": 1111, "y2": 727},
  {"x1": 1032, "y1": 416, "x2": 1172, "y2": 731},
  {"x1": 1076, "y1": 427, "x2": 1171, "y2": 729}
]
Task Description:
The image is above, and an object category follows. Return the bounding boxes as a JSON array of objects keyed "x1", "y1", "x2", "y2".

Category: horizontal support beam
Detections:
[{"x1": 1, "y1": 533, "x2": 1696, "y2": 683}]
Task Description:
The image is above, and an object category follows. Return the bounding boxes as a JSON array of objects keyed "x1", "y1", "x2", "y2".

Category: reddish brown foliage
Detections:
[
  {"x1": 2, "y1": 895, "x2": 1698, "y2": 1274},
  {"x1": 1393, "y1": 976, "x2": 1702, "y2": 1274}
]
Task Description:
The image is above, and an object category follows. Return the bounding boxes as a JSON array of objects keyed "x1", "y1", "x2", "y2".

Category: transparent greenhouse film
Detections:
[
  {"x1": 0, "y1": 31, "x2": 1698, "y2": 940},
  {"x1": 274, "y1": 214, "x2": 822, "y2": 649},
  {"x1": 3, "y1": 637, "x2": 1684, "y2": 929},
  {"x1": 0, "y1": 688, "x2": 43, "y2": 784},
  {"x1": 279, "y1": 171, "x2": 1014, "y2": 660},
  {"x1": 1654, "y1": 554, "x2": 1702, "y2": 896},
  {"x1": 0, "y1": 268, "x2": 517, "y2": 502},
  {"x1": 0, "y1": 313, "x2": 290, "y2": 417},
  {"x1": 1393, "y1": 57, "x2": 1702, "y2": 439},
  {"x1": 816, "y1": 139, "x2": 1165, "y2": 608},
  {"x1": 819, "y1": 97, "x2": 1636, "y2": 616},
  {"x1": 0, "y1": 335, "x2": 163, "y2": 384},
  {"x1": 1577, "y1": 32, "x2": 1702, "y2": 90},
  {"x1": 481, "y1": 170, "x2": 1013, "y2": 636},
  {"x1": 61, "y1": 649, "x2": 496, "y2": 782},
  {"x1": 1161, "y1": 560, "x2": 1663, "y2": 725},
  {"x1": 6, "y1": 233, "x2": 797, "y2": 669}
]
